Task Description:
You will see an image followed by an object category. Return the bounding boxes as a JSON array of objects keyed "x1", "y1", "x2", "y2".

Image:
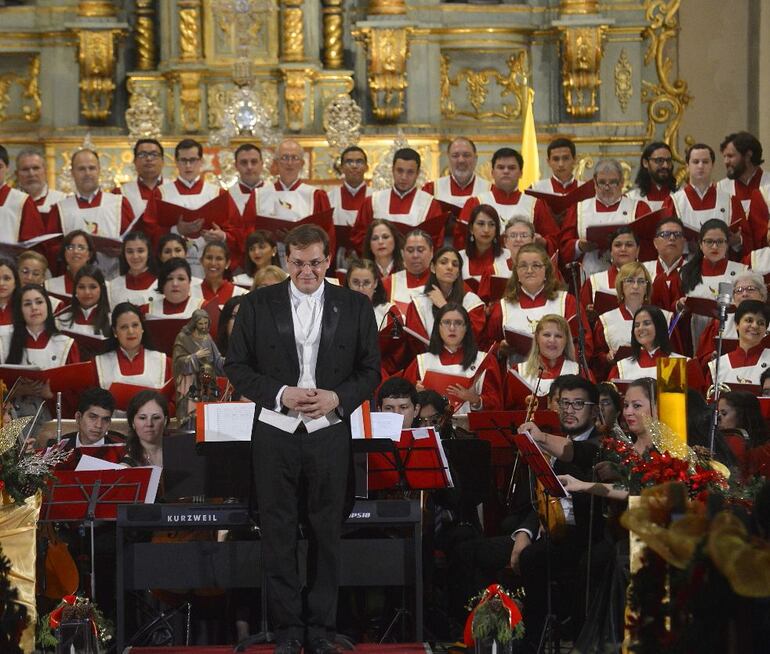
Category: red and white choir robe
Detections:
[
  {"x1": 45, "y1": 272, "x2": 75, "y2": 300},
  {"x1": 228, "y1": 179, "x2": 280, "y2": 267},
  {"x1": 146, "y1": 294, "x2": 204, "y2": 319},
  {"x1": 107, "y1": 271, "x2": 158, "y2": 308},
  {"x1": 664, "y1": 183, "x2": 750, "y2": 253},
  {"x1": 560, "y1": 196, "x2": 650, "y2": 276},
  {"x1": 55, "y1": 305, "x2": 105, "y2": 336},
  {"x1": 695, "y1": 313, "x2": 739, "y2": 367},
  {"x1": 579, "y1": 265, "x2": 619, "y2": 312},
  {"x1": 374, "y1": 301, "x2": 409, "y2": 376},
  {"x1": 402, "y1": 347, "x2": 503, "y2": 413},
  {"x1": 272, "y1": 178, "x2": 330, "y2": 221},
  {"x1": 423, "y1": 174, "x2": 491, "y2": 212},
  {"x1": 115, "y1": 177, "x2": 162, "y2": 221},
  {"x1": 328, "y1": 182, "x2": 371, "y2": 255},
  {"x1": 23, "y1": 331, "x2": 80, "y2": 368},
  {"x1": 717, "y1": 168, "x2": 770, "y2": 213},
  {"x1": 530, "y1": 176, "x2": 579, "y2": 195},
  {"x1": 482, "y1": 288, "x2": 592, "y2": 360},
  {"x1": 200, "y1": 279, "x2": 248, "y2": 306},
  {"x1": 459, "y1": 248, "x2": 511, "y2": 283},
  {"x1": 743, "y1": 244, "x2": 770, "y2": 275},
  {"x1": 0, "y1": 183, "x2": 48, "y2": 243},
  {"x1": 504, "y1": 356, "x2": 581, "y2": 410},
  {"x1": 49, "y1": 191, "x2": 135, "y2": 279},
  {"x1": 608, "y1": 348, "x2": 705, "y2": 393},
  {"x1": 627, "y1": 184, "x2": 673, "y2": 211},
  {"x1": 95, "y1": 346, "x2": 170, "y2": 391},
  {"x1": 455, "y1": 185, "x2": 559, "y2": 253},
  {"x1": 404, "y1": 290, "x2": 486, "y2": 350},
  {"x1": 707, "y1": 343, "x2": 770, "y2": 387},
  {"x1": 381, "y1": 269, "x2": 431, "y2": 318},
  {"x1": 31, "y1": 185, "x2": 67, "y2": 223},
  {"x1": 643, "y1": 257, "x2": 685, "y2": 312},
  {"x1": 351, "y1": 186, "x2": 444, "y2": 252}
]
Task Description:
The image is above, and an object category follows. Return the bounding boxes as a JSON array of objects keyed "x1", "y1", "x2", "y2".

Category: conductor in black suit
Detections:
[{"x1": 225, "y1": 224, "x2": 381, "y2": 654}]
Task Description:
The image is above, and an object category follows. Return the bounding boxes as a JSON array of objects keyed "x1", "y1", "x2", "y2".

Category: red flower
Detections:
[{"x1": 632, "y1": 451, "x2": 690, "y2": 486}]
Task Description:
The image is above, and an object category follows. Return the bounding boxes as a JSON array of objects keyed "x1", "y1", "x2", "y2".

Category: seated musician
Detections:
[
  {"x1": 415, "y1": 390, "x2": 453, "y2": 438},
  {"x1": 377, "y1": 376, "x2": 420, "y2": 429},
  {"x1": 121, "y1": 389, "x2": 168, "y2": 468},
  {"x1": 59, "y1": 387, "x2": 121, "y2": 450},
  {"x1": 716, "y1": 390, "x2": 770, "y2": 481}
]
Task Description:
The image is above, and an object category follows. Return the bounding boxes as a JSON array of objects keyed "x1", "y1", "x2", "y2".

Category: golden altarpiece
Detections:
[{"x1": 0, "y1": 0, "x2": 692, "y2": 190}]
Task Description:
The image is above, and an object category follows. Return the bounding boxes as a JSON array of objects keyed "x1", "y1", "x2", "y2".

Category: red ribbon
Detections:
[
  {"x1": 48, "y1": 594, "x2": 97, "y2": 636},
  {"x1": 463, "y1": 583, "x2": 523, "y2": 647}
]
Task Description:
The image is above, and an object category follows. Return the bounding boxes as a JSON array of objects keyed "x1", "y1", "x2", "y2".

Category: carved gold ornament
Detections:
[
  {"x1": 179, "y1": 1, "x2": 203, "y2": 61},
  {"x1": 283, "y1": 68, "x2": 315, "y2": 132},
  {"x1": 78, "y1": 1, "x2": 117, "y2": 17},
  {"x1": 355, "y1": 27, "x2": 410, "y2": 122},
  {"x1": 559, "y1": 25, "x2": 607, "y2": 118},
  {"x1": 0, "y1": 55, "x2": 41, "y2": 124},
  {"x1": 323, "y1": 94, "x2": 363, "y2": 157},
  {"x1": 614, "y1": 48, "x2": 633, "y2": 113},
  {"x1": 179, "y1": 70, "x2": 203, "y2": 132},
  {"x1": 125, "y1": 79, "x2": 163, "y2": 140},
  {"x1": 78, "y1": 30, "x2": 121, "y2": 121},
  {"x1": 322, "y1": 0, "x2": 344, "y2": 69},
  {"x1": 282, "y1": 0, "x2": 305, "y2": 62},
  {"x1": 135, "y1": 0, "x2": 157, "y2": 71},
  {"x1": 642, "y1": 0, "x2": 693, "y2": 169},
  {"x1": 367, "y1": 0, "x2": 406, "y2": 15},
  {"x1": 440, "y1": 51, "x2": 528, "y2": 121}
]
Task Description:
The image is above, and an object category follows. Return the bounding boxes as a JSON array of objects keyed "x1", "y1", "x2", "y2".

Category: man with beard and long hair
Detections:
[{"x1": 628, "y1": 141, "x2": 677, "y2": 210}]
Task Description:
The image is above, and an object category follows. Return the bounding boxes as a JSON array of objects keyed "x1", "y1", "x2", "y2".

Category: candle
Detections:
[{"x1": 656, "y1": 357, "x2": 688, "y2": 448}]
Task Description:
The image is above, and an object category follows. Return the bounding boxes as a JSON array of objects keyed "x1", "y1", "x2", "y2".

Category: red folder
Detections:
[
  {"x1": 758, "y1": 397, "x2": 770, "y2": 419},
  {"x1": 685, "y1": 295, "x2": 719, "y2": 318},
  {"x1": 389, "y1": 211, "x2": 449, "y2": 249},
  {"x1": 510, "y1": 431, "x2": 567, "y2": 498},
  {"x1": 504, "y1": 328, "x2": 534, "y2": 356},
  {"x1": 422, "y1": 370, "x2": 474, "y2": 398},
  {"x1": 59, "y1": 330, "x2": 112, "y2": 357},
  {"x1": 0, "y1": 233, "x2": 61, "y2": 258},
  {"x1": 367, "y1": 427, "x2": 452, "y2": 491},
  {"x1": 683, "y1": 216, "x2": 744, "y2": 241},
  {"x1": 593, "y1": 290, "x2": 618, "y2": 315},
  {"x1": 627, "y1": 208, "x2": 666, "y2": 242},
  {"x1": 153, "y1": 194, "x2": 231, "y2": 230},
  {"x1": 477, "y1": 274, "x2": 509, "y2": 303},
  {"x1": 109, "y1": 378, "x2": 175, "y2": 411},
  {"x1": 525, "y1": 180, "x2": 595, "y2": 214},
  {"x1": 505, "y1": 369, "x2": 546, "y2": 410},
  {"x1": 143, "y1": 316, "x2": 189, "y2": 355},
  {"x1": 252, "y1": 207, "x2": 335, "y2": 244},
  {"x1": 723, "y1": 382, "x2": 761, "y2": 394},
  {"x1": 0, "y1": 361, "x2": 98, "y2": 393}
]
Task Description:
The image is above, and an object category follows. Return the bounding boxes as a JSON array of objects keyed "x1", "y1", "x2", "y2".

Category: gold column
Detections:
[
  {"x1": 368, "y1": 0, "x2": 406, "y2": 16},
  {"x1": 355, "y1": 27, "x2": 410, "y2": 122},
  {"x1": 77, "y1": 30, "x2": 122, "y2": 121},
  {"x1": 178, "y1": 0, "x2": 203, "y2": 61},
  {"x1": 322, "y1": 0, "x2": 344, "y2": 69},
  {"x1": 560, "y1": 0, "x2": 599, "y2": 13},
  {"x1": 135, "y1": 0, "x2": 156, "y2": 71},
  {"x1": 282, "y1": 0, "x2": 305, "y2": 62},
  {"x1": 78, "y1": 1, "x2": 116, "y2": 17},
  {"x1": 283, "y1": 68, "x2": 316, "y2": 131},
  {"x1": 558, "y1": 25, "x2": 607, "y2": 118}
]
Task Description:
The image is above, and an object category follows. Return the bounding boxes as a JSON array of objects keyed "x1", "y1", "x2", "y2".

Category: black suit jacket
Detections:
[{"x1": 224, "y1": 279, "x2": 381, "y2": 426}]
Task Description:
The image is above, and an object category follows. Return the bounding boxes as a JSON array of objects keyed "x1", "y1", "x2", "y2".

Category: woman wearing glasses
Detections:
[
  {"x1": 483, "y1": 243, "x2": 590, "y2": 363},
  {"x1": 402, "y1": 302, "x2": 502, "y2": 413},
  {"x1": 502, "y1": 217, "x2": 535, "y2": 264},
  {"x1": 695, "y1": 272, "x2": 767, "y2": 365},
  {"x1": 46, "y1": 230, "x2": 97, "y2": 300},
  {"x1": 458, "y1": 205, "x2": 511, "y2": 283},
  {"x1": 579, "y1": 226, "x2": 640, "y2": 316},
  {"x1": 404, "y1": 247, "x2": 485, "y2": 350},
  {"x1": 504, "y1": 314, "x2": 583, "y2": 409}
]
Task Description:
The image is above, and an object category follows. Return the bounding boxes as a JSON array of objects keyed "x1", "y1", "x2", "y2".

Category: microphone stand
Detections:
[
  {"x1": 568, "y1": 263, "x2": 590, "y2": 378},
  {"x1": 707, "y1": 304, "x2": 729, "y2": 455}
]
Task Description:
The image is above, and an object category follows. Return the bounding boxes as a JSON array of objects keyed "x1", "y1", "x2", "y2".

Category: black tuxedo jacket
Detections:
[{"x1": 224, "y1": 279, "x2": 381, "y2": 425}]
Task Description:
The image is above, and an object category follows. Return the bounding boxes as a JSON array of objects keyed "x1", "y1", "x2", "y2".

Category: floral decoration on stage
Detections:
[
  {"x1": 38, "y1": 594, "x2": 113, "y2": 650},
  {"x1": 464, "y1": 583, "x2": 525, "y2": 648}
]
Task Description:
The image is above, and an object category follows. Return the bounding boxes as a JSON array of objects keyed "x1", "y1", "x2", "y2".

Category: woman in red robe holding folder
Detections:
[
  {"x1": 402, "y1": 302, "x2": 502, "y2": 413},
  {"x1": 404, "y1": 247, "x2": 485, "y2": 352},
  {"x1": 483, "y1": 243, "x2": 590, "y2": 362},
  {"x1": 108, "y1": 231, "x2": 158, "y2": 308},
  {"x1": 458, "y1": 204, "x2": 511, "y2": 283},
  {"x1": 504, "y1": 314, "x2": 583, "y2": 409},
  {"x1": 199, "y1": 241, "x2": 248, "y2": 306},
  {"x1": 56, "y1": 264, "x2": 111, "y2": 338},
  {"x1": 579, "y1": 226, "x2": 640, "y2": 315},
  {"x1": 46, "y1": 230, "x2": 97, "y2": 300}
]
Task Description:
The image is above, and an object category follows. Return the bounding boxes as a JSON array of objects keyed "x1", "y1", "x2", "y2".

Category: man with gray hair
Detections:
[
  {"x1": 422, "y1": 137, "x2": 490, "y2": 211},
  {"x1": 0, "y1": 144, "x2": 47, "y2": 244},
  {"x1": 561, "y1": 158, "x2": 651, "y2": 276},
  {"x1": 694, "y1": 270, "x2": 769, "y2": 364},
  {"x1": 15, "y1": 148, "x2": 66, "y2": 220}
]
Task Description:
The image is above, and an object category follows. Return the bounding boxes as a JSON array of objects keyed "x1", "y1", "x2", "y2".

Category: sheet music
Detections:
[
  {"x1": 412, "y1": 427, "x2": 454, "y2": 488},
  {"x1": 350, "y1": 406, "x2": 404, "y2": 440},
  {"x1": 204, "y1": 402, "x2": 255, "y2": 441},
  {"x1": 138, "y1": 465, "x2": 162, "y2": 503},
  {"x1": 75, "y1": 454, "x2": 123, "y2": 471}
]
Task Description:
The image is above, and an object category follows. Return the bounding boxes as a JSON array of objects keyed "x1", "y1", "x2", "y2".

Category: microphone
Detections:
[
  {"x1": 564, "y1": 261, "x2": 581, "y2": 271},
  {"x1": 389, "y1": 308, "x2": 403, "y2": 338},
  {"x1": 716, "y1": 281, "x2": 733, "y2": 324}
]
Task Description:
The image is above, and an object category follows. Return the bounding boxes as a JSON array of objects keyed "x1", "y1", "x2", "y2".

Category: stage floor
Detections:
[{"x1": 125, "y1": 645, "x2": 433, "y2": 653}]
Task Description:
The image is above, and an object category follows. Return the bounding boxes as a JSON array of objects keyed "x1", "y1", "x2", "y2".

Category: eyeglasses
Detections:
[
  {"x1": 558, "y1": 399, "x2": 595, "y2": 411},
  {"x1": 623, "y1": 277, "x2": 648, "y2": 286},
  {"x1": 342, "y1": 158, "x2": 366, "y2": 167},
  {"x1": 734, "y1": 285, "x2": 760, "y2": 294},
  {"x1": 656, "y1": 230, "x2": 684, "y2": 240},
  {"x1": 595, "y1": 179, "x2": 621, "y2": 188},
  {"x1": 136, "y1": 151, "x2": 162, "y2": 160},
  {"x1": 702, "y1": 238, "x2": 727, "y2": 247},
  {"x1": 65, "y1": 243, "x2": 89, "y2": 252},
  {"x1": 505, "y1": 232, "x2": 532, "y2": 241},
  {"x1": 417, "y1": 413, "x2": 442, "y2": 426},
  {"x1": 349, "y1": 278, "x2": 373, "y2": 289},
  {"x1": 449, "y1": 152, "x2": 474, "y2": 160},
  {"x1": 278, "y1": 154, "x2": 303, "y2": 163},
  {"x1": 440, "y1": 319, "x2": 466, "y2": 329},
  {"x1": 288, "y1": 258, "x2": 327, "y2": 270},
  {"x1": 516, "y1": 263, "x2": 545, "y2": 271},
  {"x1": 177, "y1": 157, "x2": 200, "y2": 165},
  {"x1": 19, "y1": 268, "x2": 44, "y2": 278},
  {"x1": 648, "y1": 156, "x2": 673, "y2": 165}
]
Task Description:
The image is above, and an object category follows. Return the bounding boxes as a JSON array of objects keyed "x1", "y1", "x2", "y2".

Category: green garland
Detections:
[{"x1": 0, "y1": 545, "x2": 27, "y2": 654}]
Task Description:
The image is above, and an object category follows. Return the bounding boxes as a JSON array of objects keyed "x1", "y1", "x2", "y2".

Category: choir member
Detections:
[
  {"x1": 14, "y1": 148, "x2": 66, "y2": 219},
  {"x1": 271, "y1": 139, "x2": 331, "y2": 220},
  {"x1": 329, "y1": 146, "x2": 371, "y2": 264},
  {"x1": 56, "y1": 265, "x2": 111, "y2": 337},
  {"x1": 422, "y1": 137, "x2": 490, "y2": 211},
  {"x1": 580, "y1": 226, "x2": 640, "y2": 313},
  {"x1": 228, "y1": 143, "x2": 274, "y2": 218},
  {"x1": 46, "y1": 229, "x2": 97, "y2": 299},
  {"x1": 381, "y1": 229, "x2": 433, "y2": 316},
  {"x1": 362, "y1": 218, "x2": 403, "y2": 279},
  {"x1": 18, "y1": 250, "x2": 49, "y2": 287},
  {"x1": 0, "y1": 145, "x2": 47, "y2": 245},
  {"x1": 505, "y1": 313, "x2": 581, "y2": 409},
  {"x1": 107, "y1": 230, "x2": 158, "y2": 308},
  {"x1": 217, "y1": 295, "x2": 243, "y2": 356},
  {"x1": 707, "y1": 300, "x2": 770, "y2": 386},
  {"x1": 744, "y1": 219, "x2": 770, "y2": 274},
  {"x1": 484, "y1": 243, "x2": 590, "y2": 362},
  {"x1": 95, "y1": 302, "x2": 170, "y2": 391},
  {"x1": 404, "y1": 246, "x2": 486, "y2": 347},
  {"x1": 627, "y1": 141, "x2": 677, "y2": 210},
  {"x1": 233, "y1": 230, "x2": 280, "y2": 288},
  {"x1": 561, "y1": 158, "x2": 650, "y2": 276},
  {"x1": 643, "y1": 216, "x2": 686, "y2": 311},
  {"x1": 530, "y1": 137, "x2": 579, "y2": 195},
  {"x1": 116, "y1": 139, "x2": 165, "y2": 219},
  {"x1": 199, "y1": 241, "x2": 247, "y2": 305},
  {"x1": 121, "y1": 389, "x2": 168, "y2": 468},
  {"x1": 156, "y1": 233, "x2": 203, "y2": 293},
  {"x1": 252, "y1": 265, "x2": 288, "y2": 289},
  {"x1": 717, "y1": 131, "x2": 769, "y2": 216},
  {"x1": 458, "y1": 204, "x2": 511, "y2": 282},
  {"x1": 147, "y1": 258, "x2": 203, "y2": 318},
  {"x1": 351, "y1": 147, "x2": 443, "y2": 251},
  {"x1": 502, "y1": 217, "x2": 535, "y2": 263},
  {"x1": 455, "y1": 147, "x2": 558, "y2": 253},
  {"x1": 403, "y1": 302, "x2": 502, "y2": 413},
  {"x1": 0, "y1": 257, "x2": 19, "y2": 358}
]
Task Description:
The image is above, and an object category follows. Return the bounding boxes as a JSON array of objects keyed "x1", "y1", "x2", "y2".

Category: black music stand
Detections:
[{"x1": 511, "y1": 431, "x2": 568, "y2": 654}]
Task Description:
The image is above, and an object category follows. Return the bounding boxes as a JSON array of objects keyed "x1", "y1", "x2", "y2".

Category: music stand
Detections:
[{"x1": 40, "y1": 468, "x2": 158, "y2": 601}]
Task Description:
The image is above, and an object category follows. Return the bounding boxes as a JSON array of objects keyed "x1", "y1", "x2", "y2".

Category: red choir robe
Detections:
[
  {"x1": 404, "y1": 290, "x2": 486, "y2": 352},
  {"x1": 504, "y1": 355, "x2": 582, "y2": 410},
  {"x1": 423, "y1": 174, "x2": 491, "y2": 210},
  {"x1": 114, "y1": 177, "x2": 162, "y2": 221},
  {"x1": 706, "y1": 342, "x2": 770, "y2": 387},
  {"x1": 328, "y1": 182, "x2": 372, "y2": 251},
  {"x1": 608, "y1": 348, "x2": 705, "y2": 393},
  {"x1": 95, "y1": 346, "x2": 171, "y2": 390},
  {"x1": 200, "y1": 279, "x2": 248, "y2": 306},
  {"x1": 529, "y1": 176, "x2": 579, "y2": 195},
  {"x1": 48, "y1": 190, "x2": 134, "y2": 236},
  {"x1": 643, "y1": 257, "x2": 685, "y2": 312},
  {"x1": 627, "y1": 184, "x2": 673, "y2": 211},
  {"x1": 107, "y1": 271, "x2": 158, "y2": 308},
  {"x1": 0, "y1": 183, "x2": 49, "y2": 246},
  {"x1": 695, "y1": 314, "x2": 739, "y2": 367},
  {"x1": 579, "y1": 265, "x2": 620, "y2": 312},
  {"x1": 381, "y1": 269, "x2": 431, "y2": 318}
]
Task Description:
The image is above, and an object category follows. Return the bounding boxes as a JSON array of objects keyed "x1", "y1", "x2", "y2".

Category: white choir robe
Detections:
[
  {"x1": 708, "y1": 346, "x2": 770, "y2": 386},
  {"x1": 574, "y1": 197, "x2": 640, "y2": 276}
]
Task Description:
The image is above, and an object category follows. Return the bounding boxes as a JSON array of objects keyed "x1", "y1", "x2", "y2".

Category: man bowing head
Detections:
[{"x1": 224, "y1": 224, "x2": 381, "y2": 654}]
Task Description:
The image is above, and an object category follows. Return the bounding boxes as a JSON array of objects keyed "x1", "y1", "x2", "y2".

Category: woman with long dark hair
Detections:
[
  {"x1": 0, "y1": 257, "x2": 21, "y2": 361},
  {"x1": 108, "y1": 230, "x2": 158, "y2": 308},
  {"x1": 402, "y1": 302, "x2": 502, "y2": 413},
  {"x1": 199, "y1": 240, "x2": 247, "y2": 305},
  {"x1": 56, "y1": 265, "x2": 111, "y2": 337},
  {"x1": 362, "y1": 219, "x2": 404, "y2": 278},
  {"x1": 233, "y1": 230, "x2": 280, "y2": 287},
  {"x1": 459, "y1": 204, "x2": 510, "y2": 281}
]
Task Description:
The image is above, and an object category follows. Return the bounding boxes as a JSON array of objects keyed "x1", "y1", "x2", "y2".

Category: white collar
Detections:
[
  {"x1": 80, "y1": 305, "x2": 96, "y2": 320},
  {"x1": 76, "y1": 189, "x2": 99, "y2": 203},
  {"x1": 177, "y1": 176, "x2": 200, "y2": 189},
  {"x1": 521, "y1": 285, "x2": 545, "y2": 300},
  {"x1": 76, "y1": 433, "x2": 105, "y2": 448},
  {"x1": 344, "y1": 181, "x2": 367, "y2": 195},
  {"x1": 278, "y1": 178, "x2": 300, "y2": 191},
  {"x1": 569, "y1": 426, "x2": 594, "y2": 442},
  {"x1": 689, "y1": 182, "x2": 711, "y2": 199},
  {"x1": 239, "y1": 178, "x2": 263, "y2": 190},
  {"x1": 392, "y1": 185, "x2": 416, "y2": 200},
  {"x1": 289, "y1": 280, "x2": 325, "y2": 305},
  {"x1": 552, "y1": 174, "x2": 575, "y2": 187},
  {"x1": 31, "y1": 184, "x2": 49, "y2": 202}
]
